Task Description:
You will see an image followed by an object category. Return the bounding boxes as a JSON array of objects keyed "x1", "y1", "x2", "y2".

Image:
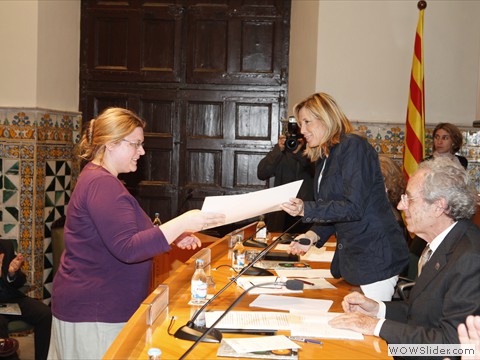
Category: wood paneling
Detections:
[{"x1": 80, "y1": 0, "x2": 291, "y2": 230}]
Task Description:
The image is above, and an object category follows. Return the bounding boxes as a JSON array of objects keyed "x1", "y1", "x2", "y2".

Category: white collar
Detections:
[{"x1": 428, "y1": 221, "x2": 457, "y2": 254}]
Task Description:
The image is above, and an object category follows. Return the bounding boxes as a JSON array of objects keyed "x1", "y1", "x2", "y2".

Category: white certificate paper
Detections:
[{"x1": 201, "y1": 180, "x2": 303, "y2": 227}]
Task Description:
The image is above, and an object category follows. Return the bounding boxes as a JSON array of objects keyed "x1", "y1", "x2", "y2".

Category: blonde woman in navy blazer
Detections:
[{"x1": 280, "y1": 92, "x2": 409, "y2": 301}]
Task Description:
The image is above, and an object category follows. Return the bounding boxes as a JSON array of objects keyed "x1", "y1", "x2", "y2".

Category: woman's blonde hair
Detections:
[
  {"x1": 293, "y1": 92, "x2": 353, "y2": 161},
  {"x1": 77, "y1": 107, "x2": 145, "y2": 164}
]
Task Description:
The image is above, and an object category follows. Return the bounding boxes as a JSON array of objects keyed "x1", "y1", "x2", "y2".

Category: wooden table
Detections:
[{"x1": 103, "y1": 225, "x2": 392, "y2": 359}]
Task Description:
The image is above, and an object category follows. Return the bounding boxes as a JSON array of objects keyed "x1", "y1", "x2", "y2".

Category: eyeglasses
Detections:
[
  {"x1": 400, "y1": 194, "x2": 419, "y2": 208},
  {"x1": 121, "y1": 139, "x2": 145, "y2": 150}
]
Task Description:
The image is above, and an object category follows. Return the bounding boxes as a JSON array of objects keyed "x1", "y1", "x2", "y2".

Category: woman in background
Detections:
[
  {"x1": 425, "y1": 122, "x2": 468, "y2": 169},
  {"x1": 48, "y1": 108, "x2": 225, "y2": 360},
  {"x1": 280, "y1": 92, "x2": 408, "y2": 301}
]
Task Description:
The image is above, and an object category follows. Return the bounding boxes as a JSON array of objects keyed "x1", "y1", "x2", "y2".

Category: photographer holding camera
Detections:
[{"x1": 257, "y1": 117, "x2": 314, "y2": 233}]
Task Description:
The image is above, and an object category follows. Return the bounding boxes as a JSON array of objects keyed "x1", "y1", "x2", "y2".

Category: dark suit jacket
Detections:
[
  {"x1": 257, "y1": 143, "x2": 315, "y2": 232},
  {"x1": 303, "y1": 134, "x2": 409, "y2": 285},
  {"x1": 0, "y1": 240, "x2": 27, "y2": 302},
  {"x1": 381, "y1": 220, "x2": 480, "y2": 351}
]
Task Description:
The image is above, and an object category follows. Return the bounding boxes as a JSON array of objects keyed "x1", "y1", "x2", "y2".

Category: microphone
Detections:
[
  {"x1": 173, "y1": 217, "x2": 304, "y2": 343},
  {"x1": 243, "y1": 223, "x2": 268, "y2": 248},
  {"x1": 296, "y1": 238, "x2": 312, "y2": 246},
  {"x1": 241, "y1": 223, "x2": 274, "y2": 276},
  {"x1": 178, "y1": 279, "x2": 304, "y2": 360}
]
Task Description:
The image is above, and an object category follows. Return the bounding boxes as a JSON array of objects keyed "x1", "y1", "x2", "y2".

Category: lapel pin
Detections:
[{"x1": 435, "y1": 262, "x2": 440, "y2": 270}]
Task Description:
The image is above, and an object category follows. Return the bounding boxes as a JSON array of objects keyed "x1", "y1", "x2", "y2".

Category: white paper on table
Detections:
[
  {"x1": 324, "y1": 242, "x2": 337, "y2": 248},
  {"x1": 275, "y1": 269, "x2": 333, "y2": 279},
  {"x1": 289, "y1": 311, "x2": 364, "y2": 340},
  {"x1": 205, "y1": 311, "x2": 293, "y2": 330},
  {"x1": 300, "y1": 247, "x2": 335, "y2": 262},
  {"x1": 236, "y1": 276, "x2": 303, "y2": 295},
  {"x1": 223, "y1": 335, "x2": 300, "y2": 354},
  {"x1": 274, "y1": 244, "x2": 291, "y2": 251},
  {"x1": 201, "y1": 180, "x2": 303, "y2": 227},
  {"x1": 249, "y1": 294, "x2": 333, "y2": 312}
]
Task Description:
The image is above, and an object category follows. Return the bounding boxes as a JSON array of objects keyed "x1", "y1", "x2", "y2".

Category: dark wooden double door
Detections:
[{"x1": 80, "y1": 0, "x2": 291, "y2": 234}]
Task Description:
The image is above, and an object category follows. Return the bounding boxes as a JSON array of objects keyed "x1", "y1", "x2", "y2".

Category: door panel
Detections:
[
  {"x1": 185, "y1": 1, "x2": 286, "y2": 85},
  {"x1": 80, "y1": 0, "x2": 291, "y2": 231}
]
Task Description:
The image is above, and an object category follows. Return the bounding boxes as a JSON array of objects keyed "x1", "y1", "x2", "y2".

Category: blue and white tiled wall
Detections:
[{"x1": 0, "y1": 108, "x2": 81, "y2": 304}]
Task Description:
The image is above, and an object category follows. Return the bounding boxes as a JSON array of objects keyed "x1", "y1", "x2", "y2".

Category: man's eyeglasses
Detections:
[
  {"x1": 400, "y1": 194, "x2": 419, "y2": 208},
  {"x1": 121, "y1": 139, "x2": 145, "y2": 150}
]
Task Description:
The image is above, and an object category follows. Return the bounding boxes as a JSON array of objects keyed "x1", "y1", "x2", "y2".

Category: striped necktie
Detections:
[{"x1": 417, "y1": 244, "x2": 432, "y2": 276}]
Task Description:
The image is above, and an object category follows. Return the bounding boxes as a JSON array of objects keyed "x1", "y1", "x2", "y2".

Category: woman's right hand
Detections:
[{"x1": 287, "y1": 234, "x2": 312, "y2": 256}]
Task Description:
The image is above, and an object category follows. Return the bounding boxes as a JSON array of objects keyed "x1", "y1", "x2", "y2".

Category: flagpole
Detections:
[{"x1": 402, "y1": 0, "x2": 427, "y2": 180}]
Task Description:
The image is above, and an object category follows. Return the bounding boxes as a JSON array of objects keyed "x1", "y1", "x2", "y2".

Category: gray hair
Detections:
[{"x1": 418, "y1": 157, "x2": 477, "y2": 220}]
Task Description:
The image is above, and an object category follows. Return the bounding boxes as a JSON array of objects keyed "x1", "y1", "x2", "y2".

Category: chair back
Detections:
[{"x1": 51, "y1": 216, "x2": 66, "y2": 276}]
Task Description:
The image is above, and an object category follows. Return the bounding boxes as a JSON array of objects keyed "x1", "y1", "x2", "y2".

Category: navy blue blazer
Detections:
[{"x1": 303, "y1": 134, "x2": 409, "y2": 285}]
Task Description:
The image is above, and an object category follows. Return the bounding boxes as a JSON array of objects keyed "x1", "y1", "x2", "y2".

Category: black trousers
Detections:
[{"x1": 0, "y1": 296, "x2": 52, "y2": 360}]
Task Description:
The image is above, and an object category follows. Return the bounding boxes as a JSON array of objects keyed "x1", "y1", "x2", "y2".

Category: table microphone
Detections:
[
  {"x1": 243, "y1": 223, "x2": 268, "y2": 248},
  {"x1": 173, "y1": 217, "x2": 304, "y2": 343},
  {"x1": 178, "y1": 279, "x2": 304, "y2": 360},
  {"x1": 242, "y1": 222, "x2": 310, "y2": 276}
]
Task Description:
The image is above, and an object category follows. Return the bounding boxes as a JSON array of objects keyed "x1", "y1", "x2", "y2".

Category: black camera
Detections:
[{"x1": 285, "y1": 116, "x2": 303, "y2": 151}]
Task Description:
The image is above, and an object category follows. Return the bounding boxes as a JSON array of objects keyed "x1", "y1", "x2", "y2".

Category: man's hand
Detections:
[
  {"x1": 278, "y1": 135, "x2": 286, "y2": 152},
  {"x1": 328, "y1": 312, "x2": 379, "y2": 336},
  {"x1": 8, "y1": 253, "x2": 24, "y2": 277},
  {"x1": 341, "y1": 291, "x2": 380, "y2": 316},
  {"x1": 457, "y1": 315, "x2": 480, "y2": 360}
]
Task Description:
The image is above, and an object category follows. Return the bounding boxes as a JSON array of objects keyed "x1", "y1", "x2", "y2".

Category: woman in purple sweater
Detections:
[{"x1": 48, "y1": 108, "x2": 225, "y2": 359}]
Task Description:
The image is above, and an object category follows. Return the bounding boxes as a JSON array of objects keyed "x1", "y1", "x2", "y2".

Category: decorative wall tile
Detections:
[
  {"x1": 0, "y1": 107, "x2": 80, "y2": 303},
  {"x1": 353, "y1": 122, "x2": 480, "y2": 190},
  {"x1": 1, "y1": 159, "x2": 20, "y2": 240}
]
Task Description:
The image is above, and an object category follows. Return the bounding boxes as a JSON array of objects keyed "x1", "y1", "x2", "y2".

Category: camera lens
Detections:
[{"x1": 285, "y1": 137, "x2": 298, "y2": 151}]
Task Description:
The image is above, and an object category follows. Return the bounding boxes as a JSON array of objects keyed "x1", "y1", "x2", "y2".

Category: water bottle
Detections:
[
  {"x1": 232, "y1": 237, "x2": 245, "y2": 271},
  {"x1": 191, "y1": 259, "x2": 208, "y2": 304},
  {"x1": 255, "y1": 215, "x2": 267, "y2": 243},
  {"x1": 152, "y1": 212, "x2": 161, "y2": 227}
]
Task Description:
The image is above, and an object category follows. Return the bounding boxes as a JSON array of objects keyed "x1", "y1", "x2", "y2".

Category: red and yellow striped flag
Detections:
[{"x1": 403, "y1": 1, "x2": 427, "y2": 180}]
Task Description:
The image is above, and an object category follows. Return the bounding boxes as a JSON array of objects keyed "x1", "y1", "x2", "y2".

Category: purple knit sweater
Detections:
[{"x1": 52, "y1": 163, "x2": 171, "y2": 323}]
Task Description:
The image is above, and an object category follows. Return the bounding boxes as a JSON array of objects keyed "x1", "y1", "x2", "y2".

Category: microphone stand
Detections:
[
  {"x1": 173, "y1": 217, "x2": 304, "y2": 343},
  {"x1": 179, "y1": 280, "x2": 304, "y2": 360}
]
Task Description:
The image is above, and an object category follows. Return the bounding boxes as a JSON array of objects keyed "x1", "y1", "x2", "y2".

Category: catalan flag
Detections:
[{"x1": 403, "y1": 1, "x2": 427, "y2": 180}]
